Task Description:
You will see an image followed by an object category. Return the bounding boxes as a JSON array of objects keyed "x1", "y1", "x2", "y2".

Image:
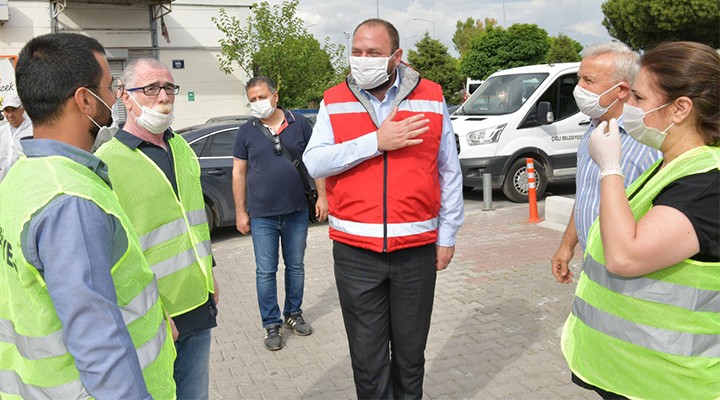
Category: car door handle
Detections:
[
  {"x1": 207, "y1": 169, "x2": 226, "y2": 176},
  {"x1": 579, "y1": 120, "x2": 591, "y2": 126}
]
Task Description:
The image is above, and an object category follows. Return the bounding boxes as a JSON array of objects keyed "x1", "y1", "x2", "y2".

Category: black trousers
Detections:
[{"x1": 333, "y1": 241, "x2": 437, "y2": 400}]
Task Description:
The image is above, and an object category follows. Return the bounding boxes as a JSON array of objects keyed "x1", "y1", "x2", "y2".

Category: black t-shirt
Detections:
[{"x1": 653, "y1": 170, "x2": 720, "y2": 261}]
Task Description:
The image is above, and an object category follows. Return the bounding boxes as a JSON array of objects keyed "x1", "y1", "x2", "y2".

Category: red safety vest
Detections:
[{"x1": 324, "y1": 78, "x2": 444, "y2": 252}]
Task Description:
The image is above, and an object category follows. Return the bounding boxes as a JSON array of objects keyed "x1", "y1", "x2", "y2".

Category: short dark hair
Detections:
[
  {"x1": 245, "y1": 76, "x2": 276, "y2": 93},
  {"x1": 354, "y1": 18, "x2": 400, "y2": 53},
  {"x1": 15, "y1": 33, "x2": 106, "y2": 125}
]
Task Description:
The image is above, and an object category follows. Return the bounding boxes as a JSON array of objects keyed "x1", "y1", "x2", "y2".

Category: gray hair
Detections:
[
  {"x1": 245, "y1": 76, "x2": 276, "y2": 93},
  {"x1": 120, "y1": 58, "x2": 171, "y2": 88},
  {"x1": 581, "y1": 41, "x2": 640, "y2": 84}
]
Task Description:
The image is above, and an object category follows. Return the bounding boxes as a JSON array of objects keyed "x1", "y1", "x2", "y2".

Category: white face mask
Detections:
[
  {"x1": 250, "y1": 98, "x2": 276, "y2": 120},
  {"x1": 623, "y1": 102, "x2": 674, "y2": 150},
  {"x1": 92, "y1": 103, "x2": 121, "y2": 152},
  {"x1": 350, "y1": 54, "x2": 394, "y2": 90},
  {"x1": 129, "y1": 93, "x2": 174, "y2": 135},
  {"x1": 573, "y1": 82, "x2": 622, "y2": 119},
  {"x1": 86, "y1": 89, "x2": 119, "y2": 141}
]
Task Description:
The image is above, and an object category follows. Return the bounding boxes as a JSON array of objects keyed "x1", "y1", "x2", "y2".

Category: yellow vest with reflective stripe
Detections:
[
  {"x1": 96, "y1": 133, "x2": 214, "y2": 316},
  {"x1": 0, "y1": 155, "x2": 176, "y2": 400},
  {"x1": 562, "y1": 146, "x2": 720, "y2": 399}
]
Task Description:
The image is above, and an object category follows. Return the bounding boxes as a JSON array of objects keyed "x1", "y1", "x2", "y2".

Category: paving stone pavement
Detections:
[{"x1": 207, "y1": 198, "x2": 596, "y2": 400}]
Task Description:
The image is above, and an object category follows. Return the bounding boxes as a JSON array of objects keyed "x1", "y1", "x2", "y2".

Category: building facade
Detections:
[{"x1": 0, "y1": 0, "x2": 251, "y2": 128}]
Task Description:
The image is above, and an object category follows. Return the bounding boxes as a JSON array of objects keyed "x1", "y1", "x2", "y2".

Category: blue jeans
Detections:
[
  {"x1": 174, "y1": 328, "x2": 212, "y2": 400},
  {"x1": 250, "y1": 210, "x2": 309, "y2": 328}
]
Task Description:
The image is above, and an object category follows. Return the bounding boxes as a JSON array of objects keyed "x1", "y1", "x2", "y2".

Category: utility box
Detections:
[{"x1": 0, "y1": 0, "x2": 9, "y2": 22}]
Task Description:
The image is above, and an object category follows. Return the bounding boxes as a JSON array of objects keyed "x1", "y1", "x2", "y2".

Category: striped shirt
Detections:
[{"x1": 575, "y1": 118, "x2": 661, "y2": 251}]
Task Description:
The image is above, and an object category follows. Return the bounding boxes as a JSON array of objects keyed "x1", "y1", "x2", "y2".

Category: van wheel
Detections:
[
  {"x1": 502, "y1": 158, "x2": 547, "y2": 203},
  {"x1": 205, "y1": 202, "x2": 215, "y2": 233}
]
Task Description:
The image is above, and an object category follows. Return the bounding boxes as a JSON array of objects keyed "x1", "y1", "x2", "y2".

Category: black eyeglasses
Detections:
[
  {"x1": 126, "y1": 84, "x2": 180, "y2": 96},
  {"x1": 272, "y1": 135, "x2": 282, "y2": 155}
]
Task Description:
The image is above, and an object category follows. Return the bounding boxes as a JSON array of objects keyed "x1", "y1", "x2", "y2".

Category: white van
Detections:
[{"x1": 452, "y1": 62, "x2": 589, "y2": 202}]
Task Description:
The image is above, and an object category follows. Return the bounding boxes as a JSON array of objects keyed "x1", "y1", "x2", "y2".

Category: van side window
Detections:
[{"x1": 519, "y1": 73, "x2": 579, "y2": 128}]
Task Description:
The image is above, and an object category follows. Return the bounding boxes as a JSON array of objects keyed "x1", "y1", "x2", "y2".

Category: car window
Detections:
[
  {"x1": 189, "y1": 137, "x2": 207, "y2": 156},
  {"x1": 457, "y1": 73, "x2": 548, "y2": 116},
  {"x1": 519, "y1": 72, "x2": 579, "y2": 128},
  {"x1": 534, "y1": 73, "x2": 579, "y2": 121},
  {"x1": 203, "y1": 129, "x2": 237, "y2": 157}
]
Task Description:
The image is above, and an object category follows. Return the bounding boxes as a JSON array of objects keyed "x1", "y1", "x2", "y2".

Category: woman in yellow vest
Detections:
[{"x1": 561, "y1": 41, "x2": 720, "y2": 399}]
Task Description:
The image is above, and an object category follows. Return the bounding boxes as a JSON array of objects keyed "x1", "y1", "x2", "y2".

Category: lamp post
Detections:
[
  {"x1": 412, "y1": 17, "x2": 435, "y2": 38},
  {"x1": 401, "y1": 33, "x2": 421, "y2": 50},
  {"x1": 343, "y1": 31, "x2": 350, "y2": 61}
]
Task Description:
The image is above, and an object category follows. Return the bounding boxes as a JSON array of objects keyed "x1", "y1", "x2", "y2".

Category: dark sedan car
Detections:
[{"x1": 178, "y1": 120, "x2": 248, "y2": 232}]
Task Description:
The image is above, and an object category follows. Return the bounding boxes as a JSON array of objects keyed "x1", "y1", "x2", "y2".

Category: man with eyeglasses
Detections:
[
  {"x1": 232, "y1": 76, "x2": 328, "y2": 351},
  {"x1": 95, "y1": 58, "x2": 219, "y2": 400},
  {"x1": 0, "y1": 33, "x2": 175, "y2": 399}
]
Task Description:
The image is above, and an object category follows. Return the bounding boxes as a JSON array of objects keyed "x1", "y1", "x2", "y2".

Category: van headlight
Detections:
[{"x1": 466, "y1": 124, "x2": 507, "y2": 146}]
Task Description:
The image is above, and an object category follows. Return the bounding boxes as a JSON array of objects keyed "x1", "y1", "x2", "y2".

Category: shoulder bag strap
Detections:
[{"x1": 253, "y1": 118, "x2": 313, "y2": 192}]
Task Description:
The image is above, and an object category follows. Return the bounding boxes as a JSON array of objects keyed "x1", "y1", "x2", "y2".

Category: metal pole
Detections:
[
  {"x1": 482, "y1": 173, "x2": 493, "y2": 211},
  {"x1": 376, "y1": 0, "x2": 379, "y2": 18}
]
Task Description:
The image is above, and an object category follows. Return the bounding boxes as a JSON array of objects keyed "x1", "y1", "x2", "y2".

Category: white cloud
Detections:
[{"x1": 290, "y1": 0, "x2": 615, "y2": 56}]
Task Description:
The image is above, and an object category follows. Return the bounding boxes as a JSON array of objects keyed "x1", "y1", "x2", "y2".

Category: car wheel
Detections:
[
  {"x1": 502, "y1": 158, "x2": 547, "y2": 203},
  {"x1": 205, "y1": 202, "x2": 215, "y2": 233}
]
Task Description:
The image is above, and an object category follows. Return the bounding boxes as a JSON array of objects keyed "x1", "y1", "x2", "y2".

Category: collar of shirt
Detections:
[
  {"x1": 114, "y1": 128, "x2": 173, "y2": 150},
  {"x1": 255, "y1": 107, "x2": 295, "y2": 135},
  {"x1": 358, "y1": 69, "x2": 401, "y2": 123},
  {"x1": 21, "y1": 138, "x2": 111, "y2": 184},
  {"x1": 590, "y1": 115, "x2": 627, "y2": 134}
]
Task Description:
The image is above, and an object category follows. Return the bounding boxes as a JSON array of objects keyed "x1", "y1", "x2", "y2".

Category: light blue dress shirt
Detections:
[{"x1": 303, "y1": 72, "x2": 464, "y2": 247}]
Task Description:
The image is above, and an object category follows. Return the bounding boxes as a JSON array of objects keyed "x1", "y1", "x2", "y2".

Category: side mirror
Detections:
[{"x1": 536, "y1": 101, "x2": 554, "y2": 125}]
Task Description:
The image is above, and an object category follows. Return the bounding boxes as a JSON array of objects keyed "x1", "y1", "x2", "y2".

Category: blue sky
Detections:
[{"x1": 291, "y1": 0, "x2": 615, "y2": 57}]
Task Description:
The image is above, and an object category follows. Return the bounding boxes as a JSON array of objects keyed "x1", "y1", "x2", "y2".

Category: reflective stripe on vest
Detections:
[
  {"x1": 573, "y1": 296, "x2": 720, "y2": 358},
  {"x1": 329, "y1": 215, "x2": 438, "y2": 238},
  {"x1": 326, "y1": 98, "x2": 444, "y2": 116},
  {"x1": 0, "y1": 319, "x2": 66, "y2": 360},
  {"x1": 0, "y1": 370, "x2": 89, "y2": 400},
  {"x1": 138, "y1": 210, "x2": 212, "y2": 279},
  {"x1": 583, "y1": 254, "x2": 720, "y2": 312},
  {"x1": 0, "y1": 280, "x2": 160, "y2": 361}
]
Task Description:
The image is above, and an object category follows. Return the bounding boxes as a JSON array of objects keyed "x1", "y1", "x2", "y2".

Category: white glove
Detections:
[{"x1": 589, "y1": 118, "x2": 624, "y2": 179}]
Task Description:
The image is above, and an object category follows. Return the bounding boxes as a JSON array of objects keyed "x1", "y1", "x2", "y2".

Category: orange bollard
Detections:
[{"x1": 526, "y1": 158, "x2": 541, "y2": 223}]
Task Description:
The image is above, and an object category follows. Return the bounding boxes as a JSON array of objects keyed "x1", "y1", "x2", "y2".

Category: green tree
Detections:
[
  {"x1": 407, "y1": 33, "x2": 464, "y2": 104},
  {"x1": 460, "y1": 24, "x2": 550, "y2": 80},
  {"x1": 452, "y1": 17, "x2": 497, "y2": 57},
  {"x1": 545, "y1": 34, "x2": 582, "y2": 63},
  {"x1": 602, "y1": 0, "x2": 720, "y2": 50},
  {"x1": 212, "y1": 0, "x2": 345, "y2": 108}
]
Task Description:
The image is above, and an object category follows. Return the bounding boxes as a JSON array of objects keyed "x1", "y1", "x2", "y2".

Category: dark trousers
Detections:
[{"x1": 333, "y1": 241, "x2": 437, "y2": 400}]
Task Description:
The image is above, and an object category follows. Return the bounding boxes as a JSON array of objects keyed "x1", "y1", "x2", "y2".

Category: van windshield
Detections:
[{"x1": 455, "y1": 73, "x2": 548, "y2": 116}]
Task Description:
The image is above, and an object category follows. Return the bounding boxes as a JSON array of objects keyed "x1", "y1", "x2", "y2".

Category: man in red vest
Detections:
[{"x1": 303, "y1": 18, "x2": 464, "y2": 399}]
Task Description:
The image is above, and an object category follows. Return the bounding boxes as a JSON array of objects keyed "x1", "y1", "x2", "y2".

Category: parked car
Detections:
[{"x1": 178, "y1": 120, "x2": 248, "y2": 232}]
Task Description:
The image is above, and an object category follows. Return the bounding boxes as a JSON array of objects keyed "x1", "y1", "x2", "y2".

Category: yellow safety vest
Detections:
[
  {"x1": 562, "y1": 146, "x2": 720, "y2": 399},
  {"x1": 0, "y1": 155, "x2": 176, "y2": 399},
  {"x1": 96, "y1": 133, "x2": 214, "y2": 316}
]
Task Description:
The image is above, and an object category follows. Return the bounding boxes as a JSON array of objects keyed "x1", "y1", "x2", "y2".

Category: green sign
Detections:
[{"x1": 188, "y1": 91, "x2": 195, "y2": 101}]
